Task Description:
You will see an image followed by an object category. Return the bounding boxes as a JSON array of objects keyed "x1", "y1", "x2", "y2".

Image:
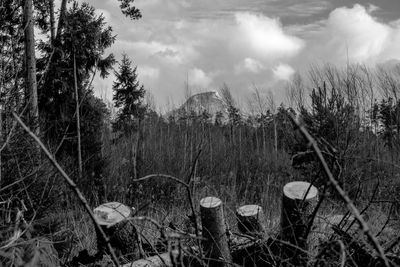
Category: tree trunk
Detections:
[
  {"x1": 93, "y1": 202, "x2": 141, "y2": 262},
  {"x1": 200, "y1": 196, "x2": 232, "y2": 267},
  {"x1": 73, "y1": 53, "x2": 83, "y2": 180},
  {"x1": 236, "y1": 205, "x2": 265, "y2": 236},
  {"x1": 49, "y1": 0, "x2": 56, "y2": 43},
  {"x1": 0, "y1": 68, "x2": 2, "y2": 185},
  {"x1": 132, "y1": 121, "x2": 140, "y2": 182},
  {"x1": 23, "y1": 0, "x2": 39, "y2": 137},
  {"x1": 280, "y1": 181, "x2": 318, "y2": 265},
  {"x1": 274, "y1": 119, "x2": 278, "y2": 154},
  {"x1": 56, "y1": 0, "x2": 67, "y2": 39},
  {"x1": 262, "y1": 125, "x2": 266, "y2": 158}
]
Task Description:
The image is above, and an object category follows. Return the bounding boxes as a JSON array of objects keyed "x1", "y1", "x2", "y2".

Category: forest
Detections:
[{"x1": 1, "y1": 0, "x2": 400, "y2": 266}]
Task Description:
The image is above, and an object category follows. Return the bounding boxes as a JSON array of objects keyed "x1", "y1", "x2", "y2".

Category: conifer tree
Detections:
[{"x1": 112, "y1": 54, "x2": 145, "y2": 133}]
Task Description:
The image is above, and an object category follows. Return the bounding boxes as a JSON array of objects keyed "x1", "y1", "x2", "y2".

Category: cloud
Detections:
[
  {"x1": 235, "y1": 12, "x2": 304, "y2": 58},
  {"x1": 188, "y1": 68, "x2": 212, "y2": 88},
  {"x1": 327, "y1": 4, "x2": 389, "y2": 61},
  {"x1": 287, "y1": 1, "x2": 331, "y2": 17},
  {"x1": 273, "y1": 64, "x2": 295, "y2": 81},
  {"x1": 138, "y1": 66, "x2": 160, "y2": 79},
  {"x1": 367, "y1": 4, "x2": 380, "y2": 13},
  {"x1": 235, "y1": 58, "x2": 265, "y2": 73},
  {"x1": 84, "y1": 0, "x2": 400, "y2": 108},
  {"x1": 303, "y1": 4, "x2": 400, "y2": 64}
]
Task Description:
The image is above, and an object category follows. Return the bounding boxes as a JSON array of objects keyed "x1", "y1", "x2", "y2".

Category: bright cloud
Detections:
[
  {"x1": 235, "y1": 58, "x2": 265, "y2": 73},
  {"x1": 273, "y1": 64, "x2": 295, "y2": 81},
  {"x1": 82, "y1": 0, "x2": 400, "y2": 107},
  {"x1": 305, "y1": 4, "x2": 400, "y2": 64},
  {"x1": 235, "y1": 12, "x2": 304, "y2": 58},
  {"x1": 189, "y1": 68, "x2": 212, "y2": 88}
]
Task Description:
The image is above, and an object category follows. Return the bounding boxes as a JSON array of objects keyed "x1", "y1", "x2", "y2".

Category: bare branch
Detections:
[
  {"x1": 287, "y1": 112, "x2": 390, "y2": 267},
  {"x1": 11, "y1": 112, "x2": 120, "y2": 267}
]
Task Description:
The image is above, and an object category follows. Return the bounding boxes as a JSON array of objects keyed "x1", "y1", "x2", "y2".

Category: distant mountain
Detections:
[{"x1": 167, "y1": 91, "x2": 228, "y2": 122}]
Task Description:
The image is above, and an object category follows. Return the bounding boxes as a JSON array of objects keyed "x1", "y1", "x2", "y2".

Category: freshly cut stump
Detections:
[
  {"x1": 280, "y1": 181, "x2": 318, "y2": 265},
  {"x1": 94, "y1": 202, "x2": 140, "y2": 261},
  {"x1": 236, "y1": 205, "x2": 265, "y2": 236},
  {"x1": 200, "y1": 197, "x2": 232, "y2": 267}
]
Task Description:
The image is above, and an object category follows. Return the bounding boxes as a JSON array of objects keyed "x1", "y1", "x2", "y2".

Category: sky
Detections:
[{"x1": 75, "y1": 0, "x2": 400, "y2": 110}]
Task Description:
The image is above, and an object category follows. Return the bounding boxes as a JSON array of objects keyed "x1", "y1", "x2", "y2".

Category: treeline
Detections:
[{"x1": 102, "y1": 64, "x2": 400, "y2": 215}]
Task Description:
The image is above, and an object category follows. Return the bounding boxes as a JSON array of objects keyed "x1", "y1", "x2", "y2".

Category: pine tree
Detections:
[{"x1": 112, "y1": 54, "x2": 145, "y2": 133}]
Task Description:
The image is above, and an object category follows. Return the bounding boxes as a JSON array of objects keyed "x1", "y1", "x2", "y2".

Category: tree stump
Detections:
[
  {"x1": 236, "y1": 205, "x2": 265, "y2": 236},
  {"x1": 280, "y1": 181, "x2": 318, "y2": 265},
  {"x1": 200, "y1": 196, "x2": 232, "y2": 267},
  {"x1": 94, "y1": 202, "x2": 141, "y2": 262}
]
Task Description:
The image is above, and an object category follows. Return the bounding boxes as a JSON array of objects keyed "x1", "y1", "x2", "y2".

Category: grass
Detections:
[{"x1": 3, "y1": 108, "x2": 400, "y2": 266}]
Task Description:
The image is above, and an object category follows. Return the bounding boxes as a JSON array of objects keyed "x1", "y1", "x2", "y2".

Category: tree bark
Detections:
[
  {"x1": 280, "y1": 181, "x2": 318, "y2": 265},
  {"x1": 200, "y1": 196, "x2": 232, "y2": 267},
  {"x1": 94, "y1": 202, "x2": 141, "y2": 262},
  {"x1": 49, "y1": 0, "x2": 56, "y2": 44},
  {"x1": 23, "y1": 0, "x2": 39, "y2": 137},
  {"x1": 236, "y1": 205, "x2": 265, "y2": 236}
]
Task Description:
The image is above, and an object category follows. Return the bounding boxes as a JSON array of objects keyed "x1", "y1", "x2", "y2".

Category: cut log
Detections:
[
  {"x1": 236, "y1": 205, "x2": 265, "y2": 236},
  {"x1": 280, "y1": 181, "x2": 318, "y2": 265},
  {"x1": 93, "y1": 202, "x2": 141, "y2": 262},
  {"x1": 200, "y1": 196, "x2": 232, "y2": 267}
]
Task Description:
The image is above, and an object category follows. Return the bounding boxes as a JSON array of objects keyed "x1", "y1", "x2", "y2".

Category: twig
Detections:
[
  {"x1": 345, "y1": 181, "x2": 379, "y2": 233},
  {"x1": 304, "y1": 185, "x2": 327, "y2": 239},
  {"x1": 134, "y1": 174, "x2": 189, "y2": 188},
  {"x1": 12, "y1": 112, "x2": 120, "y2": 267},
  {"x1": 287, "y1": 112, "x2": 390, "y2": 267}
]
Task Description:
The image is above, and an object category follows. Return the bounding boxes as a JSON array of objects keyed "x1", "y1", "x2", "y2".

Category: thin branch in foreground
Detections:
[
  {"x1": 12, "y1": 112, "x2": 120, "y2": 267},
  {"x1": 287, "y1": 112, "x2": 390, "y2": 267}
]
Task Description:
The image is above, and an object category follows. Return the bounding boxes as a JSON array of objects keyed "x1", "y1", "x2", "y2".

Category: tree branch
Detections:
[{"x1": 12, "y1": 112, "x2": 120, "y2": 267}]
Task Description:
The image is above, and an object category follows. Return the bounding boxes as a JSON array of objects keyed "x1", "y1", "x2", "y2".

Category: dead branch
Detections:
[
  {"x1": 287, "y1": 112, "x2": 390, "y2": 267},
  {"x1": 12, "y1": 112, "x2": 120, "y2": 267}
]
